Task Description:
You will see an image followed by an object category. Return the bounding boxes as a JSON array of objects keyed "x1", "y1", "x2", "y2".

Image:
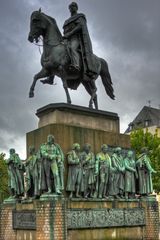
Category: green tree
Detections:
[
  {"x1": 130, "y1": 129, "x2": 160, "y2": 192},
  {"x1": 0, "y1": 153, "x2": 9, "y2": 202}
]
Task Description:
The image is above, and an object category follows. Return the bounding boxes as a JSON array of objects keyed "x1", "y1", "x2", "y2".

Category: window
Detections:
[
  {"x1": 144, "y1": 120, "x2": 149, "y2": 127},
  {"x1": 129, "y1": 124, "x2": 133, "y2": 131}
]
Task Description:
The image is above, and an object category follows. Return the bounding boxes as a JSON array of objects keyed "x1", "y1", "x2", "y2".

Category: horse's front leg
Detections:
[
  {"x1": 29, "y1": 68, "x2": 49, "y2": 98},
  {"x1": 59, "y1": 66, "x2": 71, "y2": 104}
]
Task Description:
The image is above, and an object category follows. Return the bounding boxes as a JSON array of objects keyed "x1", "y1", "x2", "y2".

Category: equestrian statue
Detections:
[{"x1": 28, "y1": 2, "x2": 115, "y2": 109}]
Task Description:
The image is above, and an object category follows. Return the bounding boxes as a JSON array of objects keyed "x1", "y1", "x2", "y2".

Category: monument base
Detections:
[{"x1": 0, "y1": 198, "x2": 159, "y2": 240}]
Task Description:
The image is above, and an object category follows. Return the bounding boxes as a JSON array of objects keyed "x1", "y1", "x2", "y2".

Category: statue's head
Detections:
[
  {"x1": 83, "y1": 143, "x2": 91, "y2": 154},
  {"x1": 72, "y1": 143, "x2": 80, "y2": 151},
  {"x1": 127, "y1": 150, "x2": 133, "y2": 159},
  {"x1": 141, "y1": 147, "x2": 148, "y2": 154},
  {"x1": 101, "y1": 144, "x2": 108, "y2": 153},
  {"x1": 69, "y1": 2, "x2": 78, "y2": 14},
  {"x1": 115, "y1": 147, "x2": 122, "y2": 155},
  {"x1": 9, "y1": 148, "x2": 15, "y2": 155},
  {"x1": 29, "y1": 146, "x2": 36, "y2": 155},
  {"x1": 47, "y1": 134, "x2": 55, "y2": 144}
]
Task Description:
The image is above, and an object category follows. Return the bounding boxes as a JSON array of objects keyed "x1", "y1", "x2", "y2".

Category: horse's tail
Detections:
[{"x1": 100, "y1": 58, "x2": 115, "y2": 100}]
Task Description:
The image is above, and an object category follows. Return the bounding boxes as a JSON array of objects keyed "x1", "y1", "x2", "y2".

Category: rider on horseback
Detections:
[
  {"x1": 63, "y1": 2, "x2": 97, "y2": 79},
  {"x1": 28, "y1": 5, "x2": 115, "y2": 108}
]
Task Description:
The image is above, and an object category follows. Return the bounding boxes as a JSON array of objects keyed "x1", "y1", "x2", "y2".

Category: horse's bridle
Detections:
[{"x1": 31, "y1": 11, "x2": 65, "y2": 56}]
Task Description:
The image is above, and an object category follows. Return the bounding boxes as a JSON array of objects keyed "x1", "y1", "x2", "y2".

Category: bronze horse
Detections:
[{"x1": 28, "y1": 9, "x2": 115, "y2": 109}]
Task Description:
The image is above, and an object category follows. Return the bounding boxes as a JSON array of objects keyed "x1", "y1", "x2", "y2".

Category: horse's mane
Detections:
[
  {"x1": 42, "y1": 13, "x2": 62, "y2": 39},
  {"x1": 43, "y1": 14, "x2": 56, "y2": 25}
]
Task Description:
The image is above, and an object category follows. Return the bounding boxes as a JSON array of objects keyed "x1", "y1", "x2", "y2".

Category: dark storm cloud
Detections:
[
  {"x1": 87, "y1": 0, "x2": 160, "y2": 131},
  {"x1": 86, "y1": 1, "x2": 160, "y2": 53},
  {"x1": 0, "y1": 0, "x2": 160, "y2": 157}
]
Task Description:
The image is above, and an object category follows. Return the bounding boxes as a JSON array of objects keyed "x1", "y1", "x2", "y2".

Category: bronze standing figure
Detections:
[
  {"x1": 136, "y1": 147, "x2": 156, "y2": 197},
  {"x1": 66, "y1": 143, "x2": 82, "y2": 198},
  {"x1": 40, "y1": 135, "x2": 63, "y2": 195},
  {"x1": 80, "y1": 144, "x2": 95, "y2": 198},
  {"x1": 25, "y1": 146, "x2": 40, "y2": 198},
  {"x1": 6, "y1": 149, "x2": 25, "y2": 198},
  {"x1": 124, "y1": 150, "x2": 137, "y2": 199},
  {"x1": 96, "y1": 144, "x2": 112, "y2": 199}
]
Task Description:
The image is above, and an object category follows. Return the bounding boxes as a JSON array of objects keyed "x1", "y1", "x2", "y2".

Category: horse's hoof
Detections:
[{"x1": 29, "y1": 92, "x2": 34, "y2": 98}]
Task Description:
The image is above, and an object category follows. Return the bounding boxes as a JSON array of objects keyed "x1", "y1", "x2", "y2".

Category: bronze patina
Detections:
[{"x1": 5, "y1": 145, "x2": 156, "y2": 200}]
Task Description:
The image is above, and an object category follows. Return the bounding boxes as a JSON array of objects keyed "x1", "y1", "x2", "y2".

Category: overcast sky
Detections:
[{"x1": 0, "y1": 0, "x2": 160, "y2": 158}]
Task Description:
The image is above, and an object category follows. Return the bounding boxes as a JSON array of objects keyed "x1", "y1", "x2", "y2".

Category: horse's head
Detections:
[
  {"x1": 28, "y1": 8, "x2": 46, "y2": 43},
  {"x1": 28, "y1": 9, "x2": 62, "y2": 44}
]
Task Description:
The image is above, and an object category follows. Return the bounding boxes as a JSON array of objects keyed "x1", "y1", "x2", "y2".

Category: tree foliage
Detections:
[
  {"x1": 130, "y1": 129, "x2": 160, "y2": 192},
  {"x1": 0, "y1": 153, "x2": 9, "y2": 202}
]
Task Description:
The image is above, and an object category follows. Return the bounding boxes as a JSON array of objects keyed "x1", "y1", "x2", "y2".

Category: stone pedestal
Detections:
[
  {"x1": 0, "y1": 203, "x2": 16, "y2": 240},
  {"x1": 67, "y1": 198, "x2": 159, "y2": 240},
  {"x1": 0, "y1": 197, "x2": 159, "y2": 240},
  {"x1": 36, "y1": 103, "x2": 120, "y2": 132},
  {"x1": 26, "y1": 103, "x2": 130, "y2": 156},
  {"x1": 0, "y1": 198, "x2": 67, "y2": 240}
]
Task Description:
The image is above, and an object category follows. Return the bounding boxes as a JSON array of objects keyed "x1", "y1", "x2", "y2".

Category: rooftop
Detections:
[{"x1": 125, "y1": 106, "x2": 160, "y2": 133}]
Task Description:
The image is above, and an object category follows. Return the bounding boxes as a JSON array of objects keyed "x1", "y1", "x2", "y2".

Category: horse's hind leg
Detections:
[
  {"x1": 82, "y1": 80, "x2": 98, "y2": 110},
  {"x1": 62, "y1": 78, "x2": 71, "y2": 104},
  {"x1": 89, "y1": 80, "x2": 98, "y2": 109},
  {"x1": 93, "y1": 95, "x2": 98, "y2": 110},
  {"x1": 29, "y1": 68, "x2": 49, "y2": 98}
]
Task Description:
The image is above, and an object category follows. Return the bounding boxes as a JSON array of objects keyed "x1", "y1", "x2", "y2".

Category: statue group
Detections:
[
  {"x1": 6, "y1": 135, "x2": 156, "y2": 201},
  {"x1": 66, "y1": 143, "x2": 156, "y2": 199}
]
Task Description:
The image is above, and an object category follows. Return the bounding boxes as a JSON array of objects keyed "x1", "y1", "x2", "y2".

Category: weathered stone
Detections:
[
  {"x1": 67, "y1": 207, "x2": 145, "y2": 229},
  {"x1": 36, "y1": 103, "x2": 119, "y2": 132}
]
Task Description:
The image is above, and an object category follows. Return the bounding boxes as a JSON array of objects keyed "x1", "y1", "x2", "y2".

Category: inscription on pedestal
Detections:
[
  {"x1": 12, "y1": 210, "x2": 36, "y2": 230},
  {"x1": 67, "y1": 208, "x2": 145, "y2": 229}
]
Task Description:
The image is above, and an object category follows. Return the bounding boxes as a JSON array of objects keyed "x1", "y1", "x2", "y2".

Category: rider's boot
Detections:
[{"x1": 41, "y1": 76, "x2": 54, "y2": 85}]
